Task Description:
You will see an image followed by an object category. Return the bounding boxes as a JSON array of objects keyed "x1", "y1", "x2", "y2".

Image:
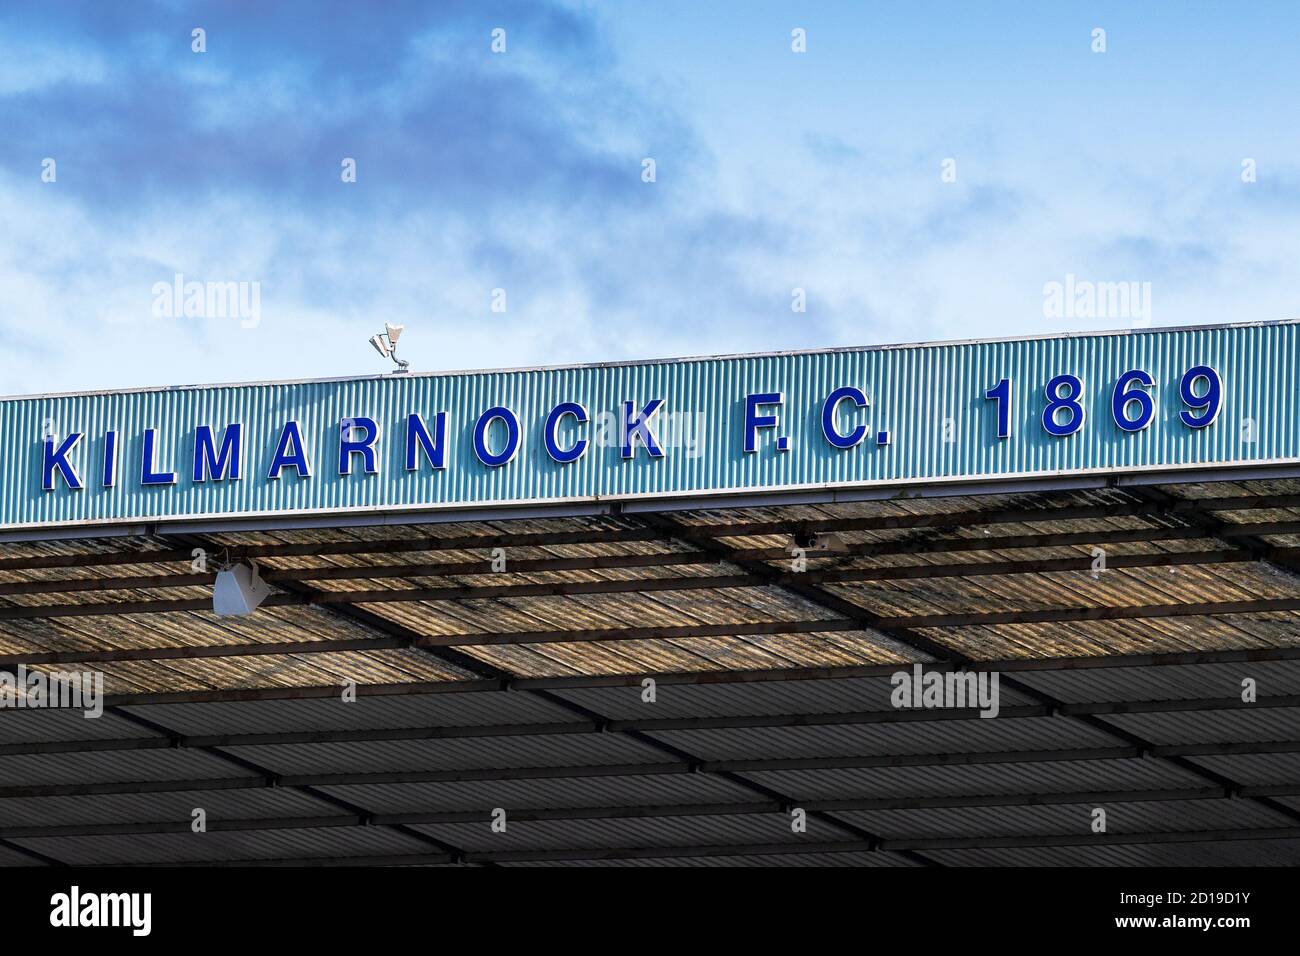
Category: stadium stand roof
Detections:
[{"x1": 2, "y1": 476, "x2": 1299, "y2": 865}]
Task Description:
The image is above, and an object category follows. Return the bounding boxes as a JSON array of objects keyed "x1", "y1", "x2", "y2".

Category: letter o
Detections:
[{"x1": 474, "y1": 407, "x2": 520, "y2": 466}]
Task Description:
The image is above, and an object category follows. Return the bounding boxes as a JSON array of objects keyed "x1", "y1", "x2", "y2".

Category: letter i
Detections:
[{"x1": 102, "y1": 431, "x2": 117, "y2": 487}]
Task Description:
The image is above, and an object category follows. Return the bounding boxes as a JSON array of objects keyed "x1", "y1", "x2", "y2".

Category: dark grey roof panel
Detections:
[
  {"x1": 841, "y1": 798, "x2": 1294, "y2": 840},
  {"x1": 508, "y1": 850, "x2": 913, "y2": 867},
  {"x1": 0, "y1": 747, "x2": 251, "y2": 788},
  {"x1": 11, "y1": 825, "x2": 435, "y2": 866},
  {"x1": 927, "y1": 838, "x2": 1300, "y2": 866},
  {"x1": 222, "y1": 732, "x2": 671, "y2": 777},
  {"x1": 410, "y1": 813, "x2": 814, "y2": 854},
  {"x1": 319, "y1": 773, "x2": 759, "y2": 814},
  {"x1": 550, "y1": 675, "x2": 1041, "y2": 720},
  {"x1": 644, "y1": 715, "x2": 1118, "y2": 763},
  {"x1": 743, "y1": 758, "x2": 1212, "y2": 800},
  {"x1": 0, "y1": 707, "x2": 156, "y2": 744},
  {"x1": 118, "y1": 691, "x2": 578, "y2": 736},
  {"x1": 1011, "y1": 660, "x2": 1300, "y2": 703},
  {"x1": 0, "y1": 787, "x2": 334, "y2": 829}
]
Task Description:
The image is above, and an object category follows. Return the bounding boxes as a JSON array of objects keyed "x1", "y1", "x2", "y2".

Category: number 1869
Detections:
[{"x1": 983, "y1": 366, "x2": 1222, "y2": 439}]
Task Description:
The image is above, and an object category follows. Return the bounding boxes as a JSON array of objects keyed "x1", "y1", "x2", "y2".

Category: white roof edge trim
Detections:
[{"x1": 3, "y1": 318, "x2": 1296, "y2": 404}]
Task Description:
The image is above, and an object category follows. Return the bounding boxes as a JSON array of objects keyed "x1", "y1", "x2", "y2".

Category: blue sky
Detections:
[{"x1": 1, "y1": 1, "x2": 1298, "y2": 393}]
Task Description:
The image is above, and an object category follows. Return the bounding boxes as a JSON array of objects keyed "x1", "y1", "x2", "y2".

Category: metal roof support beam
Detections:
[
  {"x1": 5, "y1": 488, "x2": 1300, "y2": 573},
  {"x1": 1, "y1": 619, "x2": 870, "y2": 660},
  {"x1": 0, "y1": 664, "x2": 77, "y2": 864},
  {"x1": 160, "y1": 531, "x2": 936, "y2": 867},
  {"x1": 0, "y1": 527, "x2": 1236, "y2": 584},
  {"x1": 0, "y1": 636, "x2": 414, "y2": 667},
  {"x1": 154, "y1": 824, "x2": 1300, "y2": 867},
  {"x1": 2, "y1": 546, "x2": 1286, "y2": 601},
  {"x1": 633, "y1": 511, "x2": 1300, "y2": 830},
  {"x1": 23, "y1": 643, "x2": 1287, "y2": 708},
  {"x1": 7, "y1": 486, "x2": 1300, "y2": 567},
  {"x1": 3, "y1": 738, "x2": 1297, "y2": 801},
  {"x1": 1125, "y1": 485, "x2": 1300, "y2": 579},
  {"x1": 14, "y1": 586, "x2": 1300, "y2": 627},
  {"x1": 7, "y1": 694, "x2": 1300, "y2": 758},
  {"x1": 94, "y1": 704, "x2": 484, "y2": 867},
  {"x1": 455, "y1": 825, "x2": 1300, "y2": 861},
  {"x1": 10, "y1": 783, "x2": 1300, "y2": 842}
]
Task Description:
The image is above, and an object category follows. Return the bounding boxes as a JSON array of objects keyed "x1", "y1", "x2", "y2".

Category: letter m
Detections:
[{"x1": 193, "y1": 424, "x2": 243, "y2": 482}]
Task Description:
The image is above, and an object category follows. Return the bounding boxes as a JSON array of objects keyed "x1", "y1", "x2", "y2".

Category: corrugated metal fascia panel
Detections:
[{"x1": 8, "y1": 323, "x2": 1300, "y2": 530}]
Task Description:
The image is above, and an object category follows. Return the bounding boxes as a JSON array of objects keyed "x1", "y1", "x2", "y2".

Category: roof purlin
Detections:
[{"x1": 633, "y1": 507, "x2": 1300, "y2": 833}]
